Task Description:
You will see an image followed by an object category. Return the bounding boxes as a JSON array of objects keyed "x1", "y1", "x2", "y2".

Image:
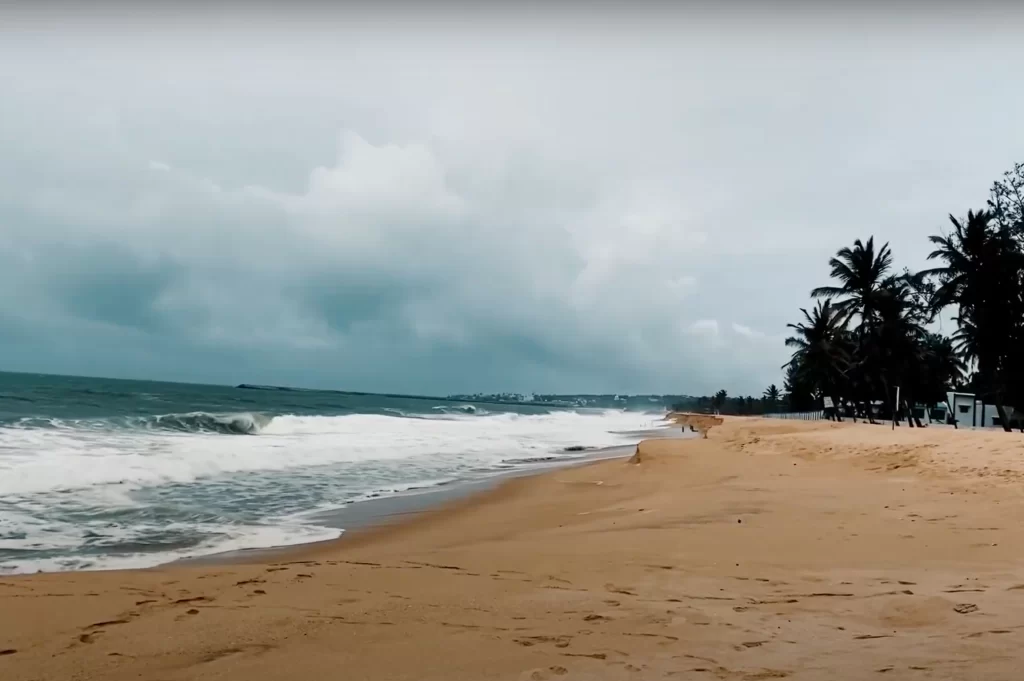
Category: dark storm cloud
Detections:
[{"x1": 2, "y1": 1, "x2": 1024, "y2": 393}]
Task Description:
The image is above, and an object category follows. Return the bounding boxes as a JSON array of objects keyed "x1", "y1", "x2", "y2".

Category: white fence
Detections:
[{"x1": 764, "y1": 410, "x2": 825, "y2": 421}]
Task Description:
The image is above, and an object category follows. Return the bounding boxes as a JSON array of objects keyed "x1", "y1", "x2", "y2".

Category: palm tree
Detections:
[
  {"x1": 924, "y1": 211, "x2": 1006, "y2": 310},
  {"x1": 811, "y1": 237, "x2": 894, "y2": 325},
  {"x1": 923, "y1": 210, "x2": 1022, "y2": 430},
  {"x1": 762, "y1": 384, "x2": 781, "y2": 413},
  {"x1": 785, "y1": 299, "x2": 850, "y2": 406},
  {"x1": 857, "y1": 275, "x2": 930, "y2": 424},
  {"x1": 783, "y1": 361, "x2": 815, "y2": 411},
  {"x1": 809, "y1": 237, "x2": 903, "y2": 421},
  {"x1": 917, "y1": 333, "x2": 967, "y2": 409},
  {"x1": 711, "y1": 389, "x2": 728, "y2": 413}
]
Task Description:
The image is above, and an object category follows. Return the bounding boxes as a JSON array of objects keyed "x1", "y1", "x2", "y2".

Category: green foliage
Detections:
[
  {"x1": 774, "y1": 163, "x2": 1024, "y2": 429},
  {"x1": 684, "y1": 165, "x2": 1024, "y2": 430}
]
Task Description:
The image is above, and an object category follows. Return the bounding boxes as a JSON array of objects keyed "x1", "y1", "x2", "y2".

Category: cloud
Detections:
[
  {"x1": 731, "y1": 323, "x2": 765, "y2": 339},
  {"x1": 1, "y1": 4, "x2": 1023, "y2": 394},
  {"x1": 689, "y1": 320, "x2": 720, "y2": 336}
]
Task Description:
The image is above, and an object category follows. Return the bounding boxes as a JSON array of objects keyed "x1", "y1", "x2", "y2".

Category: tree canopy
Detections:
[{"x1": 684, "y1": 161, "x2": 1024, "y2": 431}]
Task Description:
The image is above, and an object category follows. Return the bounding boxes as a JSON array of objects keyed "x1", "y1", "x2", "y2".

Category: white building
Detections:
[{"x1": 943, "y1": 391, "x2": 1013, "y2": 428}]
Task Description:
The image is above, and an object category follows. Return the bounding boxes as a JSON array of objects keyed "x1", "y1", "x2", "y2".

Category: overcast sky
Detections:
[{"x1": 1, "y1": 2, "x2": 1022, "y2": 395}]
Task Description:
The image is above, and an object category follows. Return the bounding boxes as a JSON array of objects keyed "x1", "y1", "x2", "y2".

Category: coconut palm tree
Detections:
[
  {"x1": 784, "y1": 299, "x2": 851, "y2": 405},
  {"x1": 811, "y1": 237, "x2": 894, "y2": 325},
  {"x1": 917, "y1": 333, "x2": 967, "y2": 407},
  {"x1": 783, "y1": 360, "x2": 815, "y2": 411},
  {"x1": 923, "y1": 209, "x2": 1023, "y2": 430},
  {"x1": 856, "y1": 275, "x2": 931, "y2": 424},
  {"x1": 762, "y1": 384, "x2": 781, "y2": 413}
]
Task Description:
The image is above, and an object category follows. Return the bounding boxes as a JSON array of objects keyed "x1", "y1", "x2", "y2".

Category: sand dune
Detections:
[{"x1": 4, "y1": 418, "x2": 1024, "y2": 679}]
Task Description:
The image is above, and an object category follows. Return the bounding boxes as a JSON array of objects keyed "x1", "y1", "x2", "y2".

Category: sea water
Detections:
[{"x1": 0, "y1": 372, "x2": 666, "y2": 573}]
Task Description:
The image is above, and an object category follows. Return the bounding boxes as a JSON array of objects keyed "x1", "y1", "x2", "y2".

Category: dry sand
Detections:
[{"x1": 5, "y1": 418, "x2": 1024, "y2": 680}]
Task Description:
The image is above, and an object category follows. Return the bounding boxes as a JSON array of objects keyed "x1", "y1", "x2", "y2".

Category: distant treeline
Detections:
[{"x1": 671, "y1": 387, "x2": 783, "y2": 416}]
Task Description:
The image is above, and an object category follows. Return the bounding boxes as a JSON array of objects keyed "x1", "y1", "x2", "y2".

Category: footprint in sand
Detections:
[
  {"x1": 74, "y1": 618, "x2": 134, "y2": 646},
  {"x1": 173, "y1": 596, "x2": 212, "y2": 605},
  {"x1": 522, "y1": 667, "x2": 570, "y2": 681},
  {"x1": 515, "y1": 635, "x2": 572, "y2": 649},
  {"x1": 604, "y1": 584, "x2": 636, "y2": 596}
]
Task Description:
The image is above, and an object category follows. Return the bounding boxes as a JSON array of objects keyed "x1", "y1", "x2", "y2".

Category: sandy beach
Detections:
[{"x1": 5, "y1": 417, "x2": 1024, "y2": 680}]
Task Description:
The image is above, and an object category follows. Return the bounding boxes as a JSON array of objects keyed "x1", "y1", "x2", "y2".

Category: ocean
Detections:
[{"x1": 0, "y1": 372, "x2": 668, "y2": 574}]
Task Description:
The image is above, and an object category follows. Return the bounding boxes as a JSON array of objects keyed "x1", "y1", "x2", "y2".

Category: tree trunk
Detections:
[
  {"x1": 861, "y1": 399, "x2": 876, "y2": 424},
  {"x1": 994, "y1": 397, "x2": 1014, "y2": 433},
  {"x1": 905, "y1": 398, "x2": 925, "y2": 428},
  {"x1": 881, "y1": 378, "x2": 895, "y2": 426}
]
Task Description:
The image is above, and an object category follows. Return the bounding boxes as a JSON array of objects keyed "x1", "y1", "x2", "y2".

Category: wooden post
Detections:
[{"x1": 892, "y1": 386, "x2": 900, "y2": 430}]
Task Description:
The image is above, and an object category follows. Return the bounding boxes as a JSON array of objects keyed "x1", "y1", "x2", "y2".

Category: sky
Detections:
[{"x1": 1, "y1": 1, "x2": 1024, "y2": 396}]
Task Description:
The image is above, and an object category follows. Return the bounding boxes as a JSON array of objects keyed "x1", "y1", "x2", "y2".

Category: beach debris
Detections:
[
  {"x1": 0, "y1": 649, "x2": 17, "y2": 656},
  {"x1": 954, "y1": 603, "x2": 979, "y2": 614}
]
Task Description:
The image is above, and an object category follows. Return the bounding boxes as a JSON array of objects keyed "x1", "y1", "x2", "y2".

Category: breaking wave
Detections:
[
  {"x1": 12, "y1": 411, "x2": 275, "y2": 435},
  {"x1": 129, "y1": 411, "x2": 274, "y2": 435}
]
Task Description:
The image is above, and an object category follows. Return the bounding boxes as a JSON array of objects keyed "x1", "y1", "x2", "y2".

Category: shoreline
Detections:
[
  {"x1": 10, "y1": 418, "x2": 1024, "y2": 679},
  {"x1": 177, "y1": 425, "x2": 688, "y2": 567}
]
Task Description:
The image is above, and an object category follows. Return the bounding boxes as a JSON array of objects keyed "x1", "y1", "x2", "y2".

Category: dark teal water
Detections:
[
  {"x1": 0, "y1": 372, "x2": 556, "y2": 429},
  {"x1": 0, "y1": 372, "x2": 664, "y2": 574}
]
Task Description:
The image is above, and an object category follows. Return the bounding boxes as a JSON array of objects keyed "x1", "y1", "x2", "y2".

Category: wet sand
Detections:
[
  {"x1": 4, "y1": 418, "x2": 1024, "y2": 680},
  {"x1": 181, "y1": 427, "x2": 684, "y2": 566}
]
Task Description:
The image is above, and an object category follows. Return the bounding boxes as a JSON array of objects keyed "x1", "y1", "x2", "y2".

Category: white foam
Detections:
[
  {"x1": 0, "y1": 522, "x2": 342, "y2": 574},
  {"x1": 0, "y1": 409, "x2": 668, "y2": 573},
  {"x1": 0, "y1": 410, "x2": 664, "y2": 496}
]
